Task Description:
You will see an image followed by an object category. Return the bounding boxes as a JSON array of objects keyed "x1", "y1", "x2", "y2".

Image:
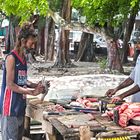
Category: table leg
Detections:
[
  {"x1": 46, "y1": 133, "x2": 56, "y2": 140},
  {"x1": 24, "y1": 116, "x2": 31, "y2": 138}
]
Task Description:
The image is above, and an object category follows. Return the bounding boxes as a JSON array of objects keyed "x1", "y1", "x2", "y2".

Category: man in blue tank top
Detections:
[{"x1": 0, "y1": 22, "x2": 45, "y2": 140}]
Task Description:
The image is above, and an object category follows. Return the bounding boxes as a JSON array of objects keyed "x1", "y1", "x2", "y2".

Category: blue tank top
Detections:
[{"x1": 0, "y1": 50, "x2": 27, "y2": 116}]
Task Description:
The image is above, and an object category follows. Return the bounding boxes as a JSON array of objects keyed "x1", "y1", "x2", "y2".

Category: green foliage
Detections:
[
  {"x1": 72, "y1": 0, "x2": 140, "y2": 28},
  {"x1": 0, "y1": 0, "x2": 139, "y2": 26},
  {"x1": 98, "y1": 57, "x2": 108, "y2": 69},
  {"x1": 48, "y1": 0, "x2": 62, "y2": 11},
  {"x1": 0, "y1": 0, "x2": 64, "y2": 24},
  {"x1": 0, "y1": 0, "x2": 49, "y2": 24},
  {"x1": 131, "y1": 0, "x2": 139, "y2": 7}
]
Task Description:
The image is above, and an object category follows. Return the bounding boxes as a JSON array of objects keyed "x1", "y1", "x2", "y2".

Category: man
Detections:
[
  {"x1": 133, "y1": 41, "x2": 140, "y2": 65},
  {"x1": 106, "y1": 43, "x2": 140, "y2": 103},
  {"x1": 0, "y1": 22, "x2": 46, "y2": 140}
]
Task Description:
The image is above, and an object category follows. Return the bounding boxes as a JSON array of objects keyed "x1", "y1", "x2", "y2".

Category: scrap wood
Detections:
[
  {"x1": 48, "y1": 118, "x2": 75, "y2": 136},
  {"x1": 56, "y1": 114, "x2": 100, "y2": 128},
  {"x1": 95, "y1": 114, "x2": 125, "y2": 131},
  {"x1": 47, "y1": 118, "x2": 103, "y2": 139},
  {"x1": 29, "y1": 99, "x2": 54, "y2": 106},
  {"x1": 79, "y1": 126, "x2": 91, "y2": 140},
  {"x1": 95, "y1": 114, "x2": 111, "y2": 124},
  {"x1": 95, "y1": 130, "x2": 137, "y2": 138}
]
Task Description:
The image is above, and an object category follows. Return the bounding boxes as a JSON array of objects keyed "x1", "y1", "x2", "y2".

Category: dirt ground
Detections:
[
  {"x1": 28, "y1": 57, "x2": 134, "y2": 78},
  {"x1": 25, "y1": 57, "x2": 134, "y2": 102}
]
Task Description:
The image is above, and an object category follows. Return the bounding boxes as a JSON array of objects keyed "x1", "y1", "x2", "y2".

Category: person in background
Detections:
[
  {"x1": 106, "y1": 41, "x2": 140, "y2": 103},
  {"x1": 133, "y1": 41, "x2": 140, "y2": 65},
  {"x1": 0, "y1": 22, "x2": 46, "y2": 140}
]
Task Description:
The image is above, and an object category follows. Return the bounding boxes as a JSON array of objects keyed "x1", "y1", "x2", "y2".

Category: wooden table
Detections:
[
  {"x1": 25, "y1": 99, "x2": 138, "y2": 140},
  {"x1": 25, "y1": 99, "x2": 97, "y2": 140}
]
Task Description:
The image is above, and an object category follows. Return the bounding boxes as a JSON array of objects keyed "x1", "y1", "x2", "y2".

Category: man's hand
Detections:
[
  {"x1": 30, "y1": 82, "x2": 45, "y2": 96},
  {"x1": 111, "y1": 95, "x2": 123, "y2": 103},
  {"x1": 26, "y1": 80, "x2": 50, "y2": 96},
  {"x1": 31, "y1": 88, "x2": 42, "y2": 96},
  {"x1": 105, "y1": 88, "x2": 118, "y2": 97},
  {"x1": 37, "y1": 81, "x2": 46, "y2": 93}
]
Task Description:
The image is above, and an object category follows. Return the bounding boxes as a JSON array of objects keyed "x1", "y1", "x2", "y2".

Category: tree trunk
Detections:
[
  {"x1": 76, "y1": 32, "x2": 96, "y2": 62},
  {"x1": 40, "y1": 27, "x2": 45, "y2": 55},
  {"x1": 44, "y1": 17, "x2": 49, "y2": 62},
  {"x1": 6, "y1": 17, "x2": 15, "y2": 53},
  {"x1": 107, "y1": 40, "x2": 124, "y2": 73},
  {"x1": 54, "y1": 27, "x2": 71, "y2": 67},
  {"x1": 53, "y1": 0, "x2": 71, "y2": 67},
  {"x1": 34, "y1": 28, "x2": 40, "y2": 56},
  {"x1": 47, "y1": 18, "x2": 55, "y2": 61},
  {"x1": 43, "y1": 17, "x2": 55, "y2": 61},
  {"x1": 121, "y1": 7, "x2": 138, "y2": 63}
]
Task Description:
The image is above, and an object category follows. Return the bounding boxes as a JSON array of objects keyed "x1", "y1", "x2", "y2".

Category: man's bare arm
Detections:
[
  {"x1": 115, "y1": 77, "x2": 134, "y2": 91},
  {"x1": 6, "y1": 55, "x2": 36, "y2": 95},
  {"x1": 120, "y1": 85, "x2": 140, "y2": 99},
  {"x1": 26, "y1": 80, "x2": 38, "y2": 88}
]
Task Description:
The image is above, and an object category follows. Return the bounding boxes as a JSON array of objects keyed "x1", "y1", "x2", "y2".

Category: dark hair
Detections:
[
  {"x1": 16, "y1": 22, "x2": 37, "y2": 49},
  {"x1": 18, "y1": 22, "x2": 37, "y2": 40}
]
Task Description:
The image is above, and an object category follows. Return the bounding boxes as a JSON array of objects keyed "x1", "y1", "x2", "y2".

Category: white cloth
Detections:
[{"x1": 129, "y1": 55, "x2": 140, "y2": 102}]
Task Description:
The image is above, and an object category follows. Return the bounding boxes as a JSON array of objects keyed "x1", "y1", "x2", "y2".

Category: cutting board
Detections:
[{"x1": 57, "y1": 114, "x2": 100, "y2": 128}]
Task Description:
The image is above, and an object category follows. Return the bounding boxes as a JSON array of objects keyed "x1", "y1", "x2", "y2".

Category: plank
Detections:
[
  {"x1": 46, "y1": 133, "x2": 56, "y2": 140},
  {"x1": 95, "y1": 115, "x2": 111, "y2": 125},
  {"x1": 26, "y1": 104, "x2": 44, "y2": 122},
  {"x1": 45, "y1": 118, "x2": 79, "y2": 140},
  {"x1": 49, "y1": 118, "x2": 69, "y2": 136},
  {"x1": 95, "y1": 115, "x2": 124, "y2": 131},
  {"x1": 29, "y1": 99, "x2": 54, "y2": 109},
  {"x1": 95, "y1": 130, "x2": 137, "y2": 138},
  {"x1": 30, "y1": 129, "x2": 45, "y2": 134},
  {"x1": 57, "y1": 114, "x2": 100, "y2": 128},
  {"x1": 24, "y1": 116, "x2": 31, "y2": 138},
  {"x1": 42, "y1": 119, "x2": 54, "y2": 135},
  {"x1": 30, "y1": 125, "x2": 42, "y2": 130},
  {"x1": 79, "y1": 126, "x2": 91, "y2": 140},
  {"x1": 47, "y1": 115, "x2": 106, "y2": 139}
]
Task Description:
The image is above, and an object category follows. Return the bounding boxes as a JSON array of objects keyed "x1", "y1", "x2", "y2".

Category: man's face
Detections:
[{"x1": 25, "y1": 37, "x2": 36, "y2": 51}]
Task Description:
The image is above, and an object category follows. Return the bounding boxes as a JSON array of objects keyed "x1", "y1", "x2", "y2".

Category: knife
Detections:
[{"x1": 43, "y1": 111, "x2": 60, "y2": 115}]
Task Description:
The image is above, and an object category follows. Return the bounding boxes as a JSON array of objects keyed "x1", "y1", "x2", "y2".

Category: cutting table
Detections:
[{"x1": 25, "y1": 98, "x2": 139, "y2": 140}]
